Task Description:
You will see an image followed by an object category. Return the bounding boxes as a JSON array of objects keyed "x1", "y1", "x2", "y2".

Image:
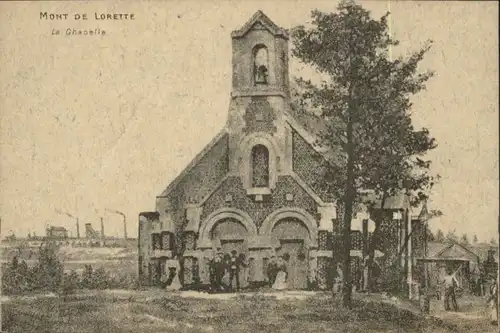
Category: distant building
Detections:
[
  {"x1": 417, "y1": 241, "x2": 480, "y2": 291},
  {"x1": 138, "y1": 11, "x2": 426, "y2": 293},
  {"x1": 45, "y1": 225, "x2": 68, "y2": 239}
]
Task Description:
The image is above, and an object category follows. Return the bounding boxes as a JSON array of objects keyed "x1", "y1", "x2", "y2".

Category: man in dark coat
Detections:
[
  {"x1": 228, "y1": 250, "x2": 241, "y2": 292},
  {"x1": 213, "y1": 252, "x2": 225, "y2": 292}
]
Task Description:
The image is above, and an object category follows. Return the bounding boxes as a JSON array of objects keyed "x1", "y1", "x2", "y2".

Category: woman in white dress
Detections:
[
  {"x1": 165, "y1": 256, "x2": 182, "y2": 291},
  {"x1": 272, "y1": 254, "x2": 289, "y2": 291},
  {"x1": 221, "y1": 253, "x2": 231, "y2": 292}
]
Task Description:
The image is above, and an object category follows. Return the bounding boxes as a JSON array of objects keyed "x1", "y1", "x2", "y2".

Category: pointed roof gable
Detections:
[
  {"x1": 231, "y1": 10, "x2": 289, "y2": 39},
  {"x1": 435, "y1": 242, "x2": 479, "y2": 262},
  {"x1": 426, "y1": 241, "x2": 480, "y2": 262},
  {"x1": 158, "y1": 129, "x2": 228, "y2": 198}
]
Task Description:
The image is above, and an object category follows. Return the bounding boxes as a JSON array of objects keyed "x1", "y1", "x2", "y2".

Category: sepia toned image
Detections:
[{"x1": 0, "y1": 0, "x2": 498, "y2": 332}]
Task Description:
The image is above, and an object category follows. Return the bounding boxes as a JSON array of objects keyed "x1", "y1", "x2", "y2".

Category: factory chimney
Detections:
[
  {"x1": 100, "y1": 217, "x2": 105, "y2": 246},
  {"x1": 105, "y1": 208, "x2": 127, "y2": 240},
  {"x1": 123, "y1": 215, "x2": 127, "y2": 240},
  {"x1": 76, "y1": 218, "x2": 80, "y2": 239}
]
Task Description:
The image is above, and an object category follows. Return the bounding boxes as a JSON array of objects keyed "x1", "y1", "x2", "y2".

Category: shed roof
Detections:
[{"x1": 423, "y1": 241, "x2": 479, "y2": 262}]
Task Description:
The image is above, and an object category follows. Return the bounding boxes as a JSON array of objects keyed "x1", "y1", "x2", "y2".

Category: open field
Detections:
[
  {"x1": 2, "y1": 290, "x2": 492, "y2": 333},
  {"x1": 1, "y1": 244, "x2": 138, "y2": 274},
  {"x1": 1, "y1": 244, "x2": 137, "y2": 261}
]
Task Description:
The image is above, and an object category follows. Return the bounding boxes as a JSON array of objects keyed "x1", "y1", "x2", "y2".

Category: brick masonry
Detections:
[
  {"x1": 243, "y1": 97, "x2": 277, "y2": 135},
  {"x1": 292, "y1": 129, "x2": 336, "y2": 203},
  {"x1": 200, "y1": 175, "x2": 319, "y2": 229}
]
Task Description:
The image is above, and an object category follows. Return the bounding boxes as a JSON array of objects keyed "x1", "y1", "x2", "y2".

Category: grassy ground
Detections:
[
  {"x1": 2, "y1": 291, "x2": 467, "y2": 333},
  {"x1": 428, "y1": 295, "x2": 498, "y2": 333}
]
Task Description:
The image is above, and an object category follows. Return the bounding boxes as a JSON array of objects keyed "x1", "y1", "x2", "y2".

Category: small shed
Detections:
[{"x1": 417, "y1": 241, "x2": 480, "y2": 291}]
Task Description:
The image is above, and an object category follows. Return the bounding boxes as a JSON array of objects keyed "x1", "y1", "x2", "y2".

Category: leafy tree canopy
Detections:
[
  {"x1": 291, "y1": 0, "x2": 438, "y2": 207},
  {"x1": 291, "y1": 0, "x2": 439, "y2": 304}
]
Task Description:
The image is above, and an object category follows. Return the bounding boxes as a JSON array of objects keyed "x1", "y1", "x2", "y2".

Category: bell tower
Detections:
[
  {"x1": 226, "y1": 11, "x2": 292, "y2": 199},
  {"x1": 230, "y1": 10, "x2": 290, "y2": 97}
]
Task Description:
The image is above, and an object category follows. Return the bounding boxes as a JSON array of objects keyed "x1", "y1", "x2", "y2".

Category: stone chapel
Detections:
[{"x1": 138, "y1": 11, "x2": 424, "y2": 292}]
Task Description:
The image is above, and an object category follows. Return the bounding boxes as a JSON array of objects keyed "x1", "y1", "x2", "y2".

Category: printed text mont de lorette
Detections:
[{"x1": 40, "y1": 12, "x2": 135, "y2": 20}]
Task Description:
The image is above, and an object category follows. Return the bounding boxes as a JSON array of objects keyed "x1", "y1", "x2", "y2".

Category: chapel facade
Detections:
[{"x1": 138, "y1": 11, "x2": 423, "y2": 292}]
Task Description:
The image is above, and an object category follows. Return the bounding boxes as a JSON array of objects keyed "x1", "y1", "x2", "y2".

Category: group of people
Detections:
[
  {"x1": 208, "y1": 250, "x2": 246, "y2": 292},
  {"x1": 207, "y1": 250, "x2": 291, "y2": 293}
]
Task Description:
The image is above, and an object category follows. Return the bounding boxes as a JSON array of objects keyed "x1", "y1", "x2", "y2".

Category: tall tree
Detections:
[
  {"x1": 446, "y1": 229, "x2": 458, "y2": 243},
  {"x1": 292, "y1": 0, "x2": 437, "y2": 306},
  {"x1": 473, "y1": 234, "x2": 478, "y2": 244},
  {"x1": 459, "y1": 233, "x2": 469, "y2": 246},
  {"x1": 435, "y1": 229, "x2": 445, "y2": 242}
]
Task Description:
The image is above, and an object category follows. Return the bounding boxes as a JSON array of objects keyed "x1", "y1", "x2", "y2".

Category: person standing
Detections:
[
  {"x1": 267, "y1": 256, "x2": 278, "y2": 287},
  {"x1": 208, "y1": 253, "x2": 217, "y2": 293},
  {"x1": 486, "y1": 277, "x2": 498, "y2": 325},
  {"x1": 442, "y1": 267, "x2": 459, "y2": 311},
  {"x1": 165, "y1": 256, "x2": 182, "y2": 291},
  {"x1": 333, "y1": 263, "x2": 343, "y2": 294},
  {"x1": 272, "y1": 254, "x2": 289, "y2": 291},
  {"x1": 213, "y1": 252, "x2": 225, "y2": 292},
  {"x1": 238, "y1": 253, "x2": 248, "y2": 289},
  {"x1": 228, "y1": 250, "x2": 241, "y2": 292},
  {"x1": 222, "y1": 253, "x2": 232, "y2": 291}
]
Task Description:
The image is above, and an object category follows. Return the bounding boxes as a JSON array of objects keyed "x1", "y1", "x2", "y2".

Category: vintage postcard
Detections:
[{"x1": 0, "y1": 1, "x2": 498, "y2": 332}]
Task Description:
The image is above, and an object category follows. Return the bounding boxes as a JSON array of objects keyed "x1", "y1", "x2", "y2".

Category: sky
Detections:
[{"x1": 0, "y1": 1, "x2": 498, "y2": 242}]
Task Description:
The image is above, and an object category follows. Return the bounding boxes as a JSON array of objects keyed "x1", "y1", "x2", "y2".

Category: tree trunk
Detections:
[
  {"x1": 366, "y1": 192, "x2": 388, "y2": 292},
  {"x1": 341, "y1": 117, "x2": 355, "y2": 308}
]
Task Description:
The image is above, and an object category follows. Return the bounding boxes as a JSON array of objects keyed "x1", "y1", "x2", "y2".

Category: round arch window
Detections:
[{"x1": 251, "y1": 144, "x2": 270, "y2": 187}]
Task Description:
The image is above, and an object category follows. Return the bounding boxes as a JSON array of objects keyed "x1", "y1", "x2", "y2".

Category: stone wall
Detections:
[
  {"x1": 200, "y1": 175, "x2": 318, "y2": 229},
  {"x1": 292, "y1": 129, "x2": 335, "y2": 203}
]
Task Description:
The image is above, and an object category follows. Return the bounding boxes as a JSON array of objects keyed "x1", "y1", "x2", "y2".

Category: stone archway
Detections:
[
  {"x1": 197, "y1": 208, "x2": 257, "y2": 249},
  {"x1": 260, "y1": 208, "x2": 318, "y2": 247},
  {"x1": 260, "y1": 208, "x2": 318, "y2": 290},
  {"x1": 197, "y1": 208, "x2": 257, "y2": 288}
]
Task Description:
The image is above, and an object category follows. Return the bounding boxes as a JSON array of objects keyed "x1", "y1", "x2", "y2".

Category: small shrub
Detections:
[
  {"x1": 2, "y1": 241, "x2": 64, "y2": 294},
  {"x1": 60, "y1": 270, "x2": 79, "y2": 297}
]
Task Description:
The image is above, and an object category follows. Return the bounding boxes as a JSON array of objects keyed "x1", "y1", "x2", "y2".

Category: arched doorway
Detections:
[
  {"x1": 271, "y1": 218, "x2": 310, "y2": 290},
  {"x1": 211, "y1": 218, "x2": 249, "y2": 254},
  {"x1": 210, "y1": 217, "x2": 251, "y2": 288}
]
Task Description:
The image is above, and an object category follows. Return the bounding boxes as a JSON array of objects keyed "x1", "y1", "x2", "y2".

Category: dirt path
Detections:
[{"x1": 428, "y1": 297, "x2": 498, "y2": 333}]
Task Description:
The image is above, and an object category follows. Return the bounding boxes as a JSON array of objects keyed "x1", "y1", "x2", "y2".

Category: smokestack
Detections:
[
  {"x1": 76, "y1": 218, "x2": 80, "y2": 239},
  {"x1": 100, "y1": 217, "x2": 105, "y2": 246},
  {"x1": 123, "y1": 215, "x2": 127, "y2": 240},
  {"x1": 105, "y1": 208, "x2": 127, "y2": 240}
]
